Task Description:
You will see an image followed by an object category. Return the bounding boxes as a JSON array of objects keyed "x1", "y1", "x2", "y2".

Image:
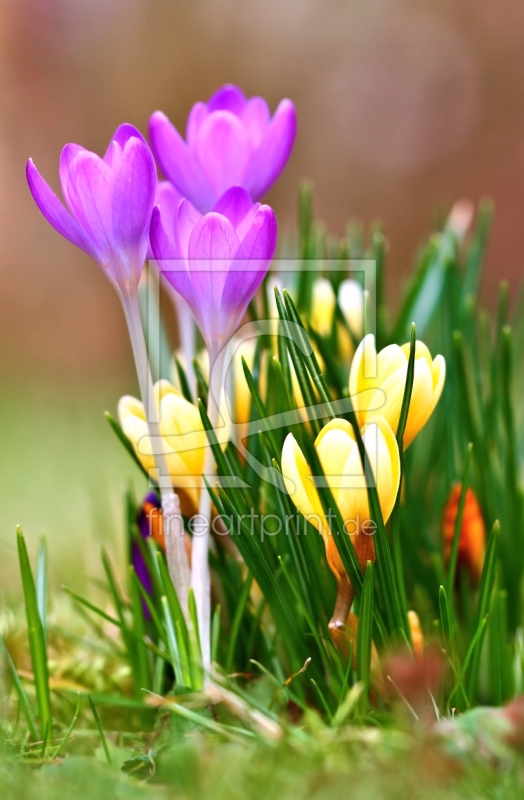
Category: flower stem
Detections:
[
  {"x1": 121, "y1": 293, "x2": 191, "y2": 617},
  {"x1": 191, "y1": 350, "x2": 224, "y2": 677},
  {"x1": 171, "y1": 291, "x2": 196, "y2": 396}
]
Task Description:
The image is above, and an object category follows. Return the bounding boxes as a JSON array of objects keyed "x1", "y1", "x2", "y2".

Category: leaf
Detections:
[
  {"x1": 446, "y1": 443, "x2": 474, "y2": 598},
  {"x1": 0, "y1": 636, "x2": 39, "y2": 741},
  {"x1": 356, "y1": 562, "x2": 374, "y2": 704},
  {"x1": 87, "y1": 694, "x2": 112, "y2": 766},
  {"x1": 17, "y1": 527, "x2": 51, "y2": 738}
]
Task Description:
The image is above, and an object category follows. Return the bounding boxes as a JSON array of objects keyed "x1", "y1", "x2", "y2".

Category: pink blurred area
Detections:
[{"x1": 1, "y1": 0, "x2": 524, "y2": 377}]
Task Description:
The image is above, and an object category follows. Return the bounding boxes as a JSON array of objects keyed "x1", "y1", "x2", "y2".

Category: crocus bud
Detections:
[
  {"x1": 408, "y1": 610, "x2": 425, "y2": 661},
  {"x1": 281, "y1": 417, "x2": 400, "y2": 584},
  {"x1": 338, "y1": 279, "x2": 364, "y2": 341},
  {"x1": 26, "y1": 124, "x2": 156, "y2": 301},
  {"x1": 310, "y1": 278, "x2": 336, "y2": 337},
  {"x1": 349, "y1": 334, "x2": 445, "y2": 448},
  {"x1": 150, "y1": 186, "x2": 277, "y2": 362},
  {"x1": 442, "y1": 484, "x2": 485, "y2": 582},
  {"x1": 118, "y1": 380, "x2": 207, "y2": 516},
  {"x1": 133, "y1": 492, "x2": 162, "y2": 614},
  {"x1": 309, "y1": 278, "x2": 364, "y2": 361},
  {"x1": 149, "y1": 84, "x2": 297, "y2": 213}
]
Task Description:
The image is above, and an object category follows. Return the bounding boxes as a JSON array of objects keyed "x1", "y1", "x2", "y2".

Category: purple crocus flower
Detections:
[
  {"x1": 26, "y1": 124, "x2": 156, "y2": 301},
  {"x1": 149, "y1": 84, "x2": 297, "y2": 213},
  {"x1": 150, "y1": 186, "x2": 277, "y2": 362}
]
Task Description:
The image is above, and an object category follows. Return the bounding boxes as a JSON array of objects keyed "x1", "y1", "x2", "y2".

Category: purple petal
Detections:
[
  {"x1": 195, "y1": 111, "x2": 252, "y2": 203},
  {"x1": 188, "y1": 211, "x2": 239, "y2": 263},
  {"x1": 65, "y1": 150, "x2": 115, "y2": 260},
  {"x1": 186, "y1": 102, "x2": 209, "y2": 146},
  {"x1": 112, "y1": 136, "x2": 156, "y2": 265},
  {"x1": 235, "y1": 202, "x2": 261, "y2": 241},
  {"x1": 207, "y1": 84, "x2": 246, "y2": 114},
  {"x1": 244, "y1": 99, "x2": 297, "y2": 200},
  {"x1": 212, "y1": 186, "x2": 254, "y2": 231},
  {"x1": 239, "y1": 97, "x2": 270, "y2": 147},
  {"x1": 149, "y1": 181, "x2": 183, "y2": 250},
  {"x1": 150, "y1": 205, "x2": 177, "y2": 261},
  {"x1": 149, "y1": 111, "x2": 212, "y2": 212},
  {"x1": 26, "y1": 159, "x2": 97, "y2": 259},
  {"x1": 187, "y1": 213, "x2": 239, "y2": 341},
  {"x1": 175, "y1": 198, "x2": 202, "y2": 260},
  {"x1": 104, "y1": 123, "x2": 148, "y2": 163},
  {"x1": 151, "y1": 206, "x2": 201, "y2": 329},
  {"x1": 59, "y1": 144, "x2": 84, "y2": 210},
  {"x1": 221, "y1": 205, "x2": 277, "y2": 324}
]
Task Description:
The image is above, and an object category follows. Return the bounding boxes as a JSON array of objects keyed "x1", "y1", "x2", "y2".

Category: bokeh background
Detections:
[{"x1": 1, "y1": 0, "x2": 523, "y2": 593}]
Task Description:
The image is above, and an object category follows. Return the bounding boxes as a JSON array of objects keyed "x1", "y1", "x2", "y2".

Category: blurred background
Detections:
[{"x1": 1, "y1": 0, "x2": 523, "y2": 592}]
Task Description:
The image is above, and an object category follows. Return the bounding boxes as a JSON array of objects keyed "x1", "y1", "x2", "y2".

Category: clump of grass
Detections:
[{"x1": 1, "y1": 190, "x2": 524, "y2": 798}]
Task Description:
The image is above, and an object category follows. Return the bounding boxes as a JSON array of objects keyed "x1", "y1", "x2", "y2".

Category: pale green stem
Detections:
[
  {"x1": 121, "y1": 292, "x2": 191, "y2": 618},
  {"x1": 191, "y1": 348, "x2": 225, "y2": 677}
]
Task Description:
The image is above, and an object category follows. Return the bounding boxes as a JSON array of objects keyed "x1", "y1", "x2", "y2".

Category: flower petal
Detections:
[
  {"x1": 147, "y1": 181, "x2": 183, "y2": 258},
  {"x1": 65, "y1": 150, "x2": 115, "y2": 261},
  {"x1": 26, "y1": 158, "x2": 97, "y2": 259},
  {"x1": 195, "y1": 111, "x2": 252, "y2": 203},
  {"x1": 244, "y1": 99, "x2": 297, "y2": 200},
  {"x1": 220, "y1": 205, "x2": 277, "y2": 327},
  {"x1": 112, "y1": 135, "x2": 156, "y2": 267},
  {"x1": 207, "y1": 84, "x2": 246, "y2": 114},
  {"x1": 150, "y1": 205, "x2": 177, "y2": 261},
  {"x1": 212, "y1": 186, "x2": 254, "y2": 230},
  {"x1": 362, "y1": 416, "x2": 400, "y2": 523},
  {"x1": 59, "y1": 143, "x2": 84, "y2": 210},
  {"x1": 188, "y1": 211, "x2": 239, "y2": 263},
  {"x1": 151, "y1": 206, "x2": 202, "y2": 335},
  {"x1": 186, "y1": 102, "x2": 209, "y2": 146},
  {"x1": 185, "y1": 212, "x2": 240, "y2": 348},
  {"x1": 239, "y1": 97, "x2": 270, "y2": 147},
  {"x1": 174, "y1": 198, "x2": 202, "y2": 260},
  {"x1": 149, "y1": 111, "x2": 212, "y2": 212},
  {"x1": 281, "y1": 433, "x2": 323, "y2": 525}
]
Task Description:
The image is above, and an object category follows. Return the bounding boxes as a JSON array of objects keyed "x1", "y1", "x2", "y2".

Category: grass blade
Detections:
[
  {"x1": 52, "y1": 694, "x2": 81, "y2": 760},
  {"x1": 36, "y1": 536, "x2": 47, "y2": 641},
  {"x1": 1, "y1": 636, "x2": 39, "y2": 741},
  {"x1": 357, "y1": 562, "x2": 374, "y2": 705},
  {"x1": 87, "y1": 694, "x2": 112, "y2": 766},
  {"x1": 17, "y1": 527, "x2": 51, "y2": 738},
  {"x1": 466, "y1": 521, "x2": 499, "y2": 699},
  {"x1": 446, "y1": 443, "x2": 474, "y2": 597}
]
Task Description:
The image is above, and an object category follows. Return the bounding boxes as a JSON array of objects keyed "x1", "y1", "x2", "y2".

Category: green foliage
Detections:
[{"x1": 2, "y1": 189, "x2": 524, "y2": 797}]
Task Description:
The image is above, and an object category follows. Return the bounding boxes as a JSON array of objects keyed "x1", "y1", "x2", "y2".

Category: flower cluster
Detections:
[
  {"x1": 26, "y1": 84, "x2": 447, "y2": 668},
  {"x1": 26, "y1": 85, "x2": 293, "y2": 357}
]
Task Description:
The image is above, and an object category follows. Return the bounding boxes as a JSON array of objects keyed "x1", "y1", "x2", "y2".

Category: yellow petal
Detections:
[
  {"x1": 403, "y1": 357, "x2": 439, "y2": 448},
  {"x1": 338, "y1": 279, "x2": 364, "y2": 339},
  {"x1": 362, "y1": 416, "x2": 400, "y2": 523},
  {"x1": 315, "y1": 419, "x2": 358, "y2": 508},
  {"x1": 311, "y1": 278, "x2": 336, "y2": 336},
  {"x1": 281, "y1": 433, "x2": 323, "y2": 528}
]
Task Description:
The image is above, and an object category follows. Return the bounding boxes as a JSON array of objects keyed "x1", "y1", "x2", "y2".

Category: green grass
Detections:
[{"x1": 2, "y1": 186, "x2": 524, "y2": 797}]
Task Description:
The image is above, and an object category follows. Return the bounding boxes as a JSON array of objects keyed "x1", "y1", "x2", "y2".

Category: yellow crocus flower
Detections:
[
  {"x1": 310, "y1": 277, "x2": 364, "y2": 361},
  {"x1": 338, "y1": 278, "x2": 364, "y2": 341},
  {"x1": 349, "y1": 334, "x2": 445, "y2": 448},
  {"x1": 310, "y1": 278, "x2": 336, "y2": 337},
  {"x1": 118, "y1": 380, "x2": 208, "y2": 516},
  {"x1": 281, "y1": 416, "x2": 400, "y2": 588}
]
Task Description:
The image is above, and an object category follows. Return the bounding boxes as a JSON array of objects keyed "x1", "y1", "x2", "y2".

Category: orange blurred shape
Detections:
[
  {"x1": 442, "y1": 483, "x2": 485, "y2": 582},
  {"x1": 140, "y1": 498, "x2": 193, "y2": 564},
  {"x1": 384, "y1": 646, "x2": 443, "y2": 717},
  {"x1": 141, "y1": 497, "x2": 166, "y2": 551},
  {"x1": 408, "y1": 610, "x2": 425, "y2": 661}
]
